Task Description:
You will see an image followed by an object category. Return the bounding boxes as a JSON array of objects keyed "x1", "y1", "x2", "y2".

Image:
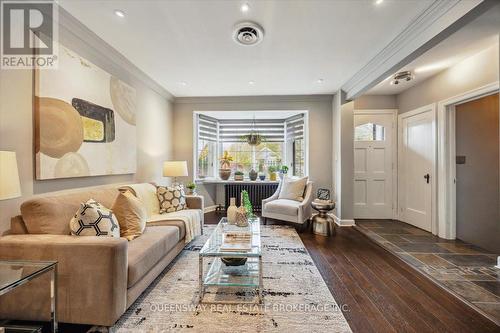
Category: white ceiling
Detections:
[
  {"x1": 368, "y1": 6, "x2": 500, "y2": 95},
  {"x1": 58, "y1": 0, "x2": 434, "y2": 97}
]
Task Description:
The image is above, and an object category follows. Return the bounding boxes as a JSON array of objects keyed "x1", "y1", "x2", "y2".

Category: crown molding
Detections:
[
  {"x1": 57, "y1": 7, "x2": 174, "y2": 101},
  {"x1": 341, "y1": 0, "x2": 485, "y2": 100}
]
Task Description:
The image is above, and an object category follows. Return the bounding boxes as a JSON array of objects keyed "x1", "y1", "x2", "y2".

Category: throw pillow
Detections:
[
  {"x1": 278, "y1": 176, "x2": 308, "y2": 201},
  {"x1": 69, "y1": 199, "x2": 120, "y2": 237},
  {"x1": 157, "y1": 184, "x2": 187, "y2": 213},
  {"x1": 112, "y1": 190, "x2": 147, "y2": 241}
]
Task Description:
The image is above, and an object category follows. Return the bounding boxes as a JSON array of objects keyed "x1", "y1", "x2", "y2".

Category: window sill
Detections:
[{"x1": 195, "y1": 179, "x2": 280, "y2": 185}]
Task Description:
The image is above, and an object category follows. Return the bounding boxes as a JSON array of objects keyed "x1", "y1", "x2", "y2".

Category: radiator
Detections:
[{"x1": 224, "y1": 183, "x2": 279, "y2": 212}]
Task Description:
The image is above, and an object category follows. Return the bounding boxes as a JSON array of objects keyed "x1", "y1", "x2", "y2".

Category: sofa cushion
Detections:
[
  {"x1": 112, "y1": 191, "x2": 147, "y2": 241},
  {"x1": 70, "y1": 199, "x2": 120, "y2": 238},
  {"x1": 157, "y1": 185, "x2": 187, "y2": 213},
  {"x1": 147, "y1": 214, "x2": 188, "y2": 240},
  {"x1": 21, "y1": 188, "x2": 119, "y2": 235},
  {"x1": 264, "y1": 199, "x2": 301, "y2": 216},
  {"x1": 119, "y1": 183, "x2": 159, "y2": 218},
  {"x1": 127, "y1": 226, "x2": 180, "y2": 288}
]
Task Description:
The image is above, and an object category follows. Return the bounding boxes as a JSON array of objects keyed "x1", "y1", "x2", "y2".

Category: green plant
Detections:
[
  {"x1": 268, "y1": 166, "x2": 277, "y2": 173},
  {"x1": 235, "y1": 170, "x2": 244, "y2": 176},
  {"x1": 186, "y1": 182, "x2": 196, "y2": 190},
  {"x1": 241, "y1": 190, "x2": 254, "y2": 217},
  {"x1": 281, "y1": 165, "x2": 289, "y2": 174},
  {"x1": 219, "y1": 150, "x2": 233, "y2": 169}
]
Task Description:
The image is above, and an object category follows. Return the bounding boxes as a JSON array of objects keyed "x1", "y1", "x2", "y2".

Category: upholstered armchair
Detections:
[{"x1": 262, "y1": 180, "x2": 314, "y2": 226}]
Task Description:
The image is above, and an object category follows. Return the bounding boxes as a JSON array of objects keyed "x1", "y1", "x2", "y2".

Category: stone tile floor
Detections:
[{"x1": 355, "y1": 220, "x2": 500, "y2": 326}]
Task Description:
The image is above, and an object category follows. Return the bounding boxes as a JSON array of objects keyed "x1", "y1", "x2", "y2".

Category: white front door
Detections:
[
  {"x1": 353, "y1": 112, "x2": 395, "y2": 219},
  {"x1": 399, "y1": 106, "x2": 435, "y2": 232}
]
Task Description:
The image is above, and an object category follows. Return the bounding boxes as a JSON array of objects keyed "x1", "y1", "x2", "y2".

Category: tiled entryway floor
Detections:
[{"x1": 355, "y1": 220, "x2": 500, "y2": 326}]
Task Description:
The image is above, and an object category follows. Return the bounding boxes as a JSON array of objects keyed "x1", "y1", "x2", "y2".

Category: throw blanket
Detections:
[{"x1": 148, "y1": 210, "x2": 202, "y2": 243}]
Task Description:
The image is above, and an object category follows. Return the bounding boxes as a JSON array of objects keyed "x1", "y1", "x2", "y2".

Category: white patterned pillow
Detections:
[
  {"x1": 157, "y1": 185, "x2": 187, "y2": 213},
  {"x1": 70, "y1": 199, "x2": 120, "y2": 237}
]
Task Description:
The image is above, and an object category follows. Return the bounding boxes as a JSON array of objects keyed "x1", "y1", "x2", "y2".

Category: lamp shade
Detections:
[
  {"x1": 163, "y1": 161, "x2": 188, "y2": 177},
  {"x1": 0, "y1": 151, "x2": 21, "y2": 200}
]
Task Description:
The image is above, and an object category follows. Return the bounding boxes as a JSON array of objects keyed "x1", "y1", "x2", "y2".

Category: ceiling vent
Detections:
[
  {"x1": 233, "y1": 22, "x2": 264, "y2": 46},
  {"x1": 391, "y1": 71, "x2": 414, "y2": 85}
]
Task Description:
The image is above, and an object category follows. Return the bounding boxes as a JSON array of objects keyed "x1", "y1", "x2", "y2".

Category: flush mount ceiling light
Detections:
[
  {"x1": 241, "y1": 2, "x2": 250, "y2": 13},
  {"x1": 233, "y1": 21, "x2": 264, "y2": 46},
  {"x1": 179, "y1": 81, "x2": 187, "y2": 86},
  {"x1": 248, "y1": 80, "x2": 255, "y2": 85},
  {"x1": 375, "y1": 0, "x2": 384, "y2": 5},
  {"x1": 390, "y1": 71, "x2": 414, "y2": 85},
  {"x1": 114, "y1": 10, "x2": 125, "y2": 18}
]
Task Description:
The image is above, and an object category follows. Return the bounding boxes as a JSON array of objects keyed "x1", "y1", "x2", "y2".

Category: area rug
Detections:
[{"x1": 111, "y1": 225, "x2": 351, "y2": 332}]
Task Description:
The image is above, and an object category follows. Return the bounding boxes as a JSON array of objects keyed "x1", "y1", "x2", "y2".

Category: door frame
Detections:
[
  {"x1": 398, "y1": 104, "x2": 437, "y2": 234},
  {"x1": 353, "y1": 109, "x2": 398, "y2": 219},
  {"x1": 436, "y1": 81, "x2": 499, "y2": 239}
]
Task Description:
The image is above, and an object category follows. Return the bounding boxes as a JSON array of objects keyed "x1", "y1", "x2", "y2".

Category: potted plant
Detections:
[
  {"x1": 249, "y1": 168, "x2": 258, "y2": 181},
  {"x1": 219, "y1": 151, "x2": 233, "y2": 180},
  {"x1": 279, "y1": 165, "x2": 289, "y2": 180},
  {"x1": 268, "y1": 166, "x2": 277, "y2": 181},
  {"x1": 186, "y1": 182, "x2": 196, "y2": 195},
  {"x1": 234, "y1": 170, "x2": 244, "y2": 181}
]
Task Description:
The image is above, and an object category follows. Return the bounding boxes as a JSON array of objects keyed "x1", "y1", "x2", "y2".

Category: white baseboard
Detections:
[
  {"x1": 204, "y1": 205, "x2": 218, "y2": 213},
  {"x1": 495, "y1": 256, "x2": 500, "y2": 269},
  {"x1": 330, "y1": 214, "x2": 355, "y2": 227}
]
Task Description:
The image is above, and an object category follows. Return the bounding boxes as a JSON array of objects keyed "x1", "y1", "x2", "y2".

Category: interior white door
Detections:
[
  {"x1": 399, "y1": 108, "x2": 435, "y2": 232},
  {"x1": 353, "y1": 113, "x2": 394, "y2": 219}
]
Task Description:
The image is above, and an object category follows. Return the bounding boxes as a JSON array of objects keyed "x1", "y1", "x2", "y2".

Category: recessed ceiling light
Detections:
[
  {"x1": 114, "y1": 10, "x2": 125, "y2": 18},
  {"x1": 179, "y1": 81, "x2": 187, "y2": 86},
  {"x1": 317, "y1": 78, "x2": 324, "y2": 83},
  {"x1": 375, "y1": 0, "x2": 384, "y2": 5},
  {"x1": 248, "y1": 80, "x2": 255, "y2": 85},
  {"x1": 241, "y1": 3, "x2": 250, "y2": 13}
]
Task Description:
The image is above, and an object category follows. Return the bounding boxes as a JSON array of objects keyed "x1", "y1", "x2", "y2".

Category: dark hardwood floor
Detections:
[{"x1": 206, "y1": 212, "x2": 500, "y2": 332}]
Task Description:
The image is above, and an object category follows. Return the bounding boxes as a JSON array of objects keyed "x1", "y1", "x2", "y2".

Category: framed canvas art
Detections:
[{"x1": 34, "y1": 44, "x2": 137, "y2": 179}]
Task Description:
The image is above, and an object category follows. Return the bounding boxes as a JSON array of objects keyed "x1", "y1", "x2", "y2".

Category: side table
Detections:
[
  {"x1": 311, "y1": 201, "x2": 336, "y2": 236},
  {"x1": 0, "y1": 260, "x2": 58, "y2": 332}
]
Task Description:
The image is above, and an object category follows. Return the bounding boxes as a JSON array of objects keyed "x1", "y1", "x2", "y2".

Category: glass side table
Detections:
[{"x1": 0, "y1": 260, "x2": 58, "y2": 333}]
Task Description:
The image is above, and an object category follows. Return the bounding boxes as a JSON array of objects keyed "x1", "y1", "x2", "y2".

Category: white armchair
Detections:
[{"x1": 262, "y1": 181, "x2": 314, "y2": 227}]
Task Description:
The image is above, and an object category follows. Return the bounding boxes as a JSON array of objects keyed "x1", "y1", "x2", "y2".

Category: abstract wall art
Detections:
[{"x1": 34, "y1": 44, "x2": 137, "y2": 179}]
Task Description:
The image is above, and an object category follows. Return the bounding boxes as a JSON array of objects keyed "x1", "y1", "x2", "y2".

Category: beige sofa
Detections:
[{"x1": 0, "y1": 183, "x2": 203, "y2": 326}]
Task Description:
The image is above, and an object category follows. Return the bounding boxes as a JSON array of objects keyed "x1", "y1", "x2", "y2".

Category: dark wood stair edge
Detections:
[{"x1": 352, "y1": 224, "x2": 500, "y2": 328}]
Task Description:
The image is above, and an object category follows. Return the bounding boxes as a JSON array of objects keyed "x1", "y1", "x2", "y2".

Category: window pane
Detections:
[
  {"x1": 293, "y1": 139, "x2": 305, "y2": 177},
  {"x1": 197, "y1": 139, "x2": 216, "y2": 178},
  {"x1": 221, "y1": 141, "x2": 283, "y2": 176},
  {"x1": 354, "y1": 123, "x2": 385, "y2": 141}
]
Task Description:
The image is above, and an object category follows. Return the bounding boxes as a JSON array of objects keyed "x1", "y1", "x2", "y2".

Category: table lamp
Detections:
[
  {"x1": 163, "y1": 161, "x2": 188, "y2": 186},
  {"x1": 0, "y1": 151, "x2": 21, "y2": 200}
]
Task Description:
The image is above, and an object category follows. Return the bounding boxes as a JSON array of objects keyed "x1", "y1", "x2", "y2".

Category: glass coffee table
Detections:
[
  {"x1": 0, "y1": 260, "x2": 58, "y2": 332},
  {"x1": 199, "y1": 217, "x2": 263, "y2": 304}
]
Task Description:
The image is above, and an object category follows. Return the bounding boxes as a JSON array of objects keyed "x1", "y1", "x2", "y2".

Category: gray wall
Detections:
[
  {"x1": 456, "y1": 94, "x2": 500, "y2": 253},
  {"x1": 397, "y1": 44, "x2": 499, "y2": 114},
  {"x1": 173, "y1": 95, "x2": 334, "y2": 207},
  {"x1": 0, "y1": 12, "x2": 174, "y2": 234},
  {"x1": 354, "y1": 95, "x2": 398, "y2": 110}
]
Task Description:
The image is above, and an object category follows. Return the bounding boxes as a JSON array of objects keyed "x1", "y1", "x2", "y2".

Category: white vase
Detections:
[{"x1": 227, "y1": 198, "x2": 238, "y2": 224}]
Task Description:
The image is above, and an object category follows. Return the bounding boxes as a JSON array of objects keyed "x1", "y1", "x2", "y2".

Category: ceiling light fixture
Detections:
[
  {"x1": 317, "y1": 78, "x2": 324, "y2": 83},
  {"x1": 241, "y1": 3, "x2": 250, "y2": 13},
  {"x1": 390, "y1": 71, "x2": 414, "y2": 85},
  {"x1": 179, "y1": 81, "x2": 187, "y2": 86},
  {"x1": 375, "y1": 0, "x2": 384, "y2": 5},
  {"x1": 114, "y1": 10, "x2": 125, "y2": 18},
  {"x1": 248, "y1": 80, "x2": 255, "y2": 85}
]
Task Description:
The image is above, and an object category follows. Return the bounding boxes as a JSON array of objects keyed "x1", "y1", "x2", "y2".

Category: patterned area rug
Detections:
[{"x1": 111, "y1": 225, "x2": 351, "y2": 332}]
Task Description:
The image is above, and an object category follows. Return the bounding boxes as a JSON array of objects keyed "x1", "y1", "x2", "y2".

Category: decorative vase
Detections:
[
  {"x1": 227, "y1": 198, "x2": 238, "y2": 224},
  {"x1": 235, "y1": 206, "x2": 249, "y2": 227},
  {"x1": 258, "y1": 173, "x2": 266, "y2": 181},
  {"x1": 234, "y1": 174, "x2": 244, "y2": 181},
  {"x1": 249, "y1": 169, "x2": 257, "y2": 181},
  {"x1": 219, "y1": 168, "x2": 231, "y2": 180},
  {"x1": 269, "y1": 172, "x2": 277, "y2": 181}
]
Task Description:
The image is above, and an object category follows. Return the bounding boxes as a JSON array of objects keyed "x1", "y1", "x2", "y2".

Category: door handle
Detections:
[{"x1": 424, "y1": 174, "x2": 430, "y2": 184}]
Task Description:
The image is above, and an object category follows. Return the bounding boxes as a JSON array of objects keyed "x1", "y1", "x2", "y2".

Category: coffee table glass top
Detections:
[
  {"x1": 0, "y1": 260, "x2": 57, "y2": 294},
  {"x1": 200, "y1": 217, "x2": 261, "y2": 258}
]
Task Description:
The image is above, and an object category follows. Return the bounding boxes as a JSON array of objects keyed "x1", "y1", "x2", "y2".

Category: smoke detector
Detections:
[
  {"x1": 233, "y1": 21, "x2": 264, "y2": 46},
  {"x1": 391, "y1": 71, "x2": 414, "y2": 85}
]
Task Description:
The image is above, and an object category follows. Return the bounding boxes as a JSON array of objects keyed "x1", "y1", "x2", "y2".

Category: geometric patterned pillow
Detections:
[
  {"x1": 156, "y1": 185, "x2": 187, "y2": 214},
  {"x1": 69, "y1": 199, "x2": 120, "y2": 237}
]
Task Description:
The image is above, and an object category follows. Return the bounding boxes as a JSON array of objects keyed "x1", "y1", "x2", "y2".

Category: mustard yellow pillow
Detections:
[{"x1": 112, "y1": 191, "x2": 147, "y2": 241}]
